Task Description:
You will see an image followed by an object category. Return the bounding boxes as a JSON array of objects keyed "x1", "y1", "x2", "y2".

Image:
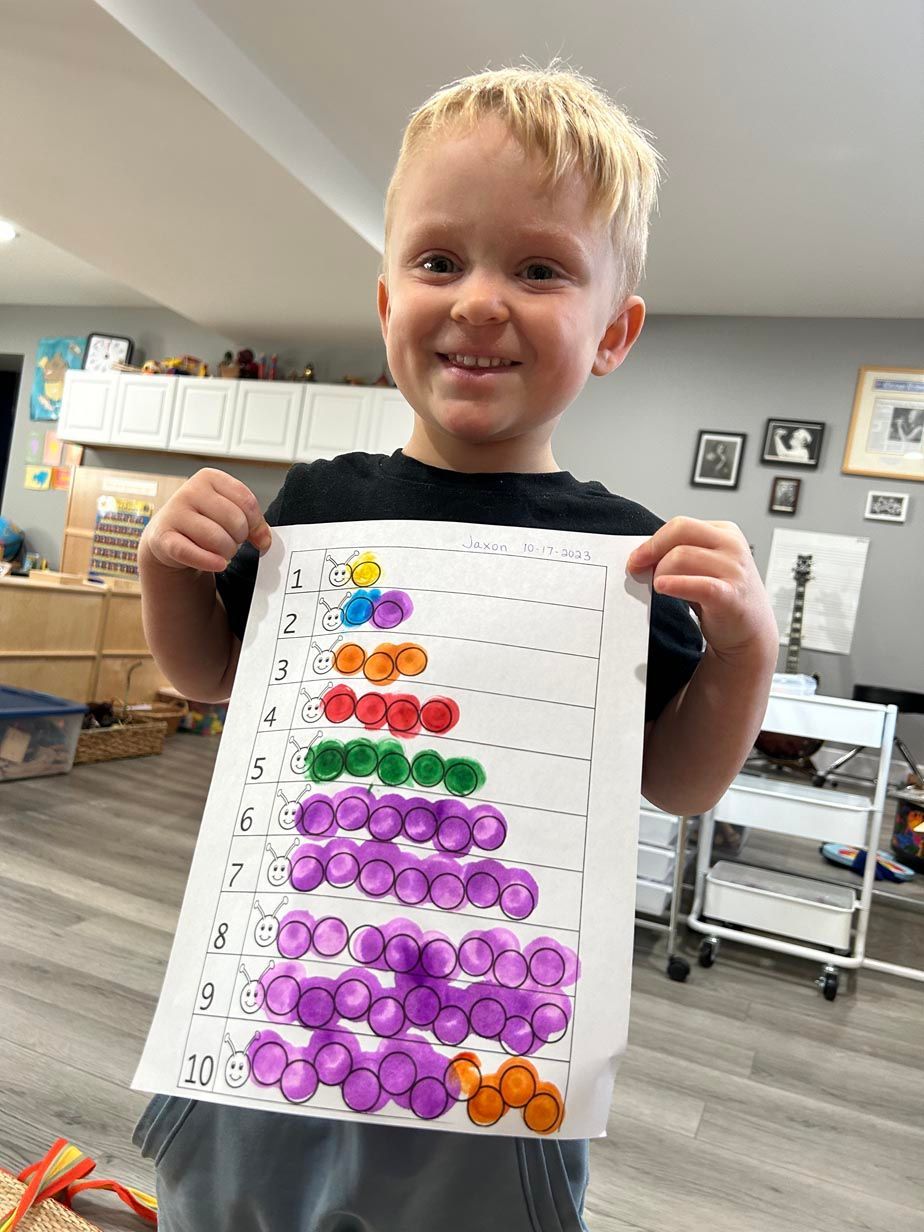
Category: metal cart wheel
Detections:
[
  {"x1": 816, "y1": 965, "x2": 840, "y2": 1001},
  {"x1": 667, "y1": 955, "x2": 690, "y2": 982},
  {"x1": 698, "y1": 937, "x2": 720, "y2": 968}
]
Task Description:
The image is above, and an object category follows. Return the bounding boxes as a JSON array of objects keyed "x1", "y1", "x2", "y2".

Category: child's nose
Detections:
[{"x1": 450, "y1": 274, "x2": 510, "y2": 326}]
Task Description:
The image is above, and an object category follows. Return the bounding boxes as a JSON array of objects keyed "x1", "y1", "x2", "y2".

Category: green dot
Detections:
[
  {"x1": 345, "y1": 739, "x2": 378, "y2": 777},
  {"x1": 444, "y1": 759, "x2": 482, "y2": 797},
  {"x1": 314, "y1": 743, "x2": 345, "y2": 781},
  {"x1": 378, "y1": 751, "x2": 411, "y2": 786},
  {"x1": 411, "y1": 751, "x2": 445, "y2": 787}
]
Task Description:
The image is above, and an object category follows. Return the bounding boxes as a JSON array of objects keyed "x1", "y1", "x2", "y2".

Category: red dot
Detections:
[
  {"x1": 355, "y1": 693, "x2": 388, "y2": 725},
  {"x1": 387, "y1": 699, "x2": 420, "y2": 733},
  {"x1": 421, "y1": 698, "x2": 456, "y2": 733},
  {"x1": 323, "y1": 687, "x2": 356, "y2": 723}
]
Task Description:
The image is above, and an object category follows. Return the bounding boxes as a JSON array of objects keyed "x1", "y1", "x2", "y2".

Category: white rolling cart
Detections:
[
  {"x1": 686, "y1": 692, "x2": 897, "y2": 1000},
  {"x1": 634, "y1": 800, "x2": 695, "y2": 983}
]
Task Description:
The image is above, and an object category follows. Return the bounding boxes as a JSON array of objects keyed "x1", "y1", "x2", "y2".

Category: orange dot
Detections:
[
  {"x1": 335, "y1": 643, "x2": 365, "y2": 674},
  {"x1": 445, "y1": 1055, "x2": 481, "y2": 1101},
  {"x1": 523, "y1": 1089, "x2": 563, "y2": 1135},
  {"x1": 498, "y1": 1062, "x2": 537, "y2": 1109},
  {"x1": 364, "y1": 651, "x2": 396, "y2": 684},
  {"x1": 395, "y1": 645, "x2": 428, "y2": 676},
  {"x1": 467, "y1": 1083, "x2": 506, "y2": 1127}
]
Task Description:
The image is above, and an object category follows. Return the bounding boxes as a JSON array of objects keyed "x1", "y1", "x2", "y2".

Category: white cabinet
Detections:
[
  {"x1": 169, "y1": 380, "x2": 237, "y2": 456},
  {"x1": 229, "y1": 382, "x2": 303, "y2": 460},
  {"x1": 57, "y1": 371, "x2": 116, "y2": 443},
  {"x1": 110, "y1": 374, "x2": 176, "y2": 449},
  {"x1": 366, "y1": 388, "x2": 415, "y2": 455},
  {"x1": 295, "y1": 386, "x2": 371, "y2": 462}
]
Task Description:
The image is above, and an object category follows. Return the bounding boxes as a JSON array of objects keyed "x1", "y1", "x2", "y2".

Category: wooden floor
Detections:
[{"x1": 0, "y1": 738, "x2": 921, "y2": 1231}]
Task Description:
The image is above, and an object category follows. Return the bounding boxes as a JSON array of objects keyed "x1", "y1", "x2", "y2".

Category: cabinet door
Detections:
[
  {"x1": 228, "y1": 382, "x2": 303, "y2": 461},
  {"x1": 366, "y1": 388, "x2": 415, "y2": 455},
  {"x1": 169, "y1": 380, "x2": 237, "y2": 456},
  {"x1": 57, "y1": 370, "x2": 116, "y2": 443},
  {"x1": 295, "y1": 386, "x2": 372, "y2": 462},
  {"x1": 110, "y1": 374, "x2": 177, "y2": 449}
]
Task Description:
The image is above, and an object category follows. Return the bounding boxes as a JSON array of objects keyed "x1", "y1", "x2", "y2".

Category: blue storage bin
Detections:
[{"x1": 0, "y1": 686, "x2": 86, "y2": 782}]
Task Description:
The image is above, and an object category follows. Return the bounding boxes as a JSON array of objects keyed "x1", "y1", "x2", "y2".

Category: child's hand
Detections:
[
  {"x1": 627, "y1": 517, "x2": 778, "y2": 662},
  {"x1": 141, "y1": 468, "x2": 272, "y2": 573}
]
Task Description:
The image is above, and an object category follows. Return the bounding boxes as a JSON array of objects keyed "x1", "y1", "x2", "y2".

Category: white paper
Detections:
[
  {"x1": 765, "y1": 529, "x2": 869, "y2": 655},
  {"x1": 134, "y1": 519, "x2": 650, "y2": 1140}
]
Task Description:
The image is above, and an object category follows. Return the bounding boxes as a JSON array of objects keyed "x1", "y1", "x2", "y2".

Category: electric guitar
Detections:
[{"x1": 755, "y1": 554, "x2": 823, "y2": 764}]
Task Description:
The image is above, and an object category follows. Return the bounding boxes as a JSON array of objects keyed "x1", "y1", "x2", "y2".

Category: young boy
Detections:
[{"x1": 135, "y1": 64, "x2": 777, "y2": 1232}]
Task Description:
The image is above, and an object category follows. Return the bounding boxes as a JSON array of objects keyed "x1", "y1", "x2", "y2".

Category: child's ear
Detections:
[
  {"x1": 592, "y1": 296, "x2": 646, "y2": 376},
  {"x1": 377, "y1": 276, "x2": 390, "y2": 341}
]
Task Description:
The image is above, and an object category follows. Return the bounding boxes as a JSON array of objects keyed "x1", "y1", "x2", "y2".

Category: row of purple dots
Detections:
[
  {"x1": 277, "y1": 912, "x2": 578, "y2": 992},
  {"x1": 297, "y1": 786, "x2": 508, "y2": 855},
  {"x1": 290, "y1": 837, "x2": 538, "y2": 919}
]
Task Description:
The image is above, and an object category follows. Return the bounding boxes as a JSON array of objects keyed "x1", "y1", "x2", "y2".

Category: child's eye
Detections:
[
  {"x1": 419, "y1": 254, "x2": 458, "y2": 275},
  {"x1": 522, "y1": 262, "x2": 561, "y2": 282}
]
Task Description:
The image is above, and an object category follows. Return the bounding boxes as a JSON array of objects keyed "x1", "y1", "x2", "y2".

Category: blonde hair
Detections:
[{"x1": 382, "y1": 60, "x2": 663, "y2": 306}]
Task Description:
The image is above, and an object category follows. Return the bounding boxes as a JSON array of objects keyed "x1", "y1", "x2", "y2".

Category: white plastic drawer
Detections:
[
  {"x1": 714, "y1": 774, "x2": 871, "y2": 845},
  {"x1": 636, "y1": 877, "x2": 672, "y2": 917},
  {"x1": 637, "y1": 842, "x2": 676, "y2": 883},
  {"x1": 704, "y1": 861, "x2": 854, "y2": 950},
  {"x1": 763, "y1": 693, "x2": 888, "y2": 748},
  {"x1": 638, "y1": 809, "x2": 679, "y2": 848}
]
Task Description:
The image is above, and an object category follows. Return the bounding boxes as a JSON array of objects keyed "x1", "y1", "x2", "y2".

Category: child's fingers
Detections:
[
  {"x1": 652, "y1": 572, "x2": 733, "y2": 606},
  {"x1": 204, "y1": 469, "x2": 271, "y2": 549},
  {"x1": 154, "y1": 529, "x2": 230, "y2": 573},
  {"x1": 190, "y1": 488, "x2": 258, "y2": 549},
  {"x1": 627, "y1": 517, "x2": 736, "y2": 571},
  {"x1": 653, "y1": 544, "x2": 742, "y2": 585},
  {"x1": 180, "y1": 511, "x2": 241, "y2": 562}
]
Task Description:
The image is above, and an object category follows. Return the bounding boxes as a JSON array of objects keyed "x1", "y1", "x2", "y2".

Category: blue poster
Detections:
[{"x1": 30, "y1": 336, "x2": 85, "y2": 420}]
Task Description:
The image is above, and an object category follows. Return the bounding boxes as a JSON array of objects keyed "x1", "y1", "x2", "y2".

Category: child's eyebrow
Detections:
[{"x1": 403, "y1": 218, "x2": 591, "y2": 263}]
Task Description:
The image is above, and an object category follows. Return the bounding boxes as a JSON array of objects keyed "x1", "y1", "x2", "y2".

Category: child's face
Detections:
[{"x1": 378, "y1": 117, "x2": 643, "y2": 460}]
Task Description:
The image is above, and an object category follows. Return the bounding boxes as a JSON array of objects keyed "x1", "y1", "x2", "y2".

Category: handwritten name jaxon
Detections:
[{"x1": 462, "y1": 533, "x2": 508, "y2": 553}]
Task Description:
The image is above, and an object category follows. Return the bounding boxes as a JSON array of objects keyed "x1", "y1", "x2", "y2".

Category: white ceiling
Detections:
[
  {"x1": 0, "y1": 224, "x2": 152, "y2": 307},
  {"x1": 1, "y1": 0, "x2": 922, "y2": 345}
]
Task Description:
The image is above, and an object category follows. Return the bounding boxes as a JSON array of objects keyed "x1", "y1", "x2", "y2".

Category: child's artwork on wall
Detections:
[
  {"x1": 135, "y1": 519, "x2": 651, "y2": 1139},
  {"x1": 30, "y1": 337, "x2": 85, "y2": 421},
  {"x1": 23, "y1": 465, "x2": 51, "y2": 491}
]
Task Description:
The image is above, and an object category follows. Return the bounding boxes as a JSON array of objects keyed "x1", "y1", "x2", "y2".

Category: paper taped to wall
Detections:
[{"x1": 765, "y1": 528, "x2": 869, "y2": 655}]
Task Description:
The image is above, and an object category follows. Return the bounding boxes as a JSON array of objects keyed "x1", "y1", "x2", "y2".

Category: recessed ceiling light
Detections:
[{"x1": 0, "y1": 220, "x2": 18, "y2": 243}]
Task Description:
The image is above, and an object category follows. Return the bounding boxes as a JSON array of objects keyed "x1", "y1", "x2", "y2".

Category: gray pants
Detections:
[{"x1": 134, "y1": 1096, "x2": 589, "y2": 1231}]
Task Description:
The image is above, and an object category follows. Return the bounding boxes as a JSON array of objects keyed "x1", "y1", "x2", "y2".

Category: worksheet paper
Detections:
[
  {"x1": 134, "y1": 519, "x2": 651, "y2": 1140},
  {"x1": 765, "y1": 528, "x2": 869, "y2": 655}
]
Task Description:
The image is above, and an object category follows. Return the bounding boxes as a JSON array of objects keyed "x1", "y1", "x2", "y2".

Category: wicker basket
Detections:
[
  {"x1": 0, "y1": 1169, "x2": 101, "y2": 1230},
  {"x1": 126, "y1": 698, "x2": 189, "y2": 736},
  {"x1": 75, "y1": 713, "x2": 167, "y2": 765}
]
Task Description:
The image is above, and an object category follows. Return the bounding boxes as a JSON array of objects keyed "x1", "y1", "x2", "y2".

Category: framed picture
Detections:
[
  {"x1": 691, "y1": 431, "x2": 746, "y2": 488},
  {"x1": 769, "y1": 476, "x2": 801, "y2": 515},
  {"x1": 82, "y1": 332, "x2": 134, "y2": 373},
  {"x1": 29, "y1": 336, "x2": 85, "y2": 421},
  {"x1": 843, "y1": 366, "x2": 924, "y2": 482},
  {"x1": 761, "y1": 418, "x2": 824, "y2": 467},
  {"x1": 864, "y1": 491, "x2": 909, "y2": 523}
]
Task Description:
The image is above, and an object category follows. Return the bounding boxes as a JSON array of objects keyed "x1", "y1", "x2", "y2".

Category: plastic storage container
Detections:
[
  {"x1": 704, "y1": 860, "x2": 855, "y2": 951},
  {"x1": 0, "y1": 686, "x2": 86, "y2": 782}
]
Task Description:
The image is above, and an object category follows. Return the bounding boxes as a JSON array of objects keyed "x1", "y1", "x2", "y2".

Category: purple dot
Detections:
[
  {"x1": 326, "y1": 852, "x2": 359, "y2": 887},
  {"x1": 369, "y1": 805, "x2": 402, "y2": 841},
  {"x1": 277, "y1": 920, "x2": 311, "y2": 959},
  {"x1": 501, "y1": 1015, "x2": 535, "y2": 1055},
  {"x1": 465, "y1": 871, "x2": 500, "y2": 909},
  {"x1": 379, "y1": 1050, "x2": 416, "y2": 1095},
  {"x1": 384, "y1": 933, "x2": 420, "y2": 973},
  {"x1": 301, "y1": 799, "x2": 335, "y2": 835},
  {"x1": 471, "y1": 997, "x2": 507, "y2": 1039},
  {"x1": 434, "y1": 1006, "x2": 469, "y2": 1045},
  {"x1": 410, "y1": 1076, "x2": 449, "y2": 1120},
  {"x1": 313, "y1": 916, "x2": 349, "y2": 956},
  {"x1": 349, "y1": 925, "x2": 385, "y2": 963},
  {"x1": 265, "y1": 974, "x2": 300, "y2": 1015},
  {"x1": 281, "y1": 1059, "x2": 317, "y2": 1103},
  {"x1": 251, "y1": 1041, "x2": 287, "y2": 1086},
  {"x1": 403, "y1": 806, "x2": 436, "y2": 844},
  {"x1": 369, "y1": 996, "x2": 405, "y2": 1038},
  {"x1": 472, "y1": 810, "x2": 506, "y2": 851},
  {"x1": 421, "y1": 938, "x2": 457, "y2": 978},
  {"x1": 532, "y1": 1002, "x2": 569, "y2": 1043},
  {"x1": 343, "y1": 1068, "x2": 381, "y2": 1112},
  {"x1": 395, "y1": 868, "x2": 428, "y2": 905},
  {"x1": 528, "y1": 947, "x2": 566, "y2": 987},
  {"x1": 372, "y1": 599, "x2": 404, "y2": 629},
  {"x1": 315, "y1": 1042, "x2": 352, "y2": 1085},
  {"x1": 297, "y1": 987, "x2": 335, "y2": 1029},
  {"x1": 431, "y1": 873, "x2": 464, "y2": 910},
  {"x1": 459, "y1": 936, "x2": 494, "y2": 976},
  {"x1": 359, "y1": 859, "x2": 396, "y2": 898},
  {"x1": 291, "y1": 855, "x2": 324, "y2": 892},
  {"x1": 334, "y1": 978, "x2": 372, "y2": 1020},
  {"x1": 493, "y1": 950, "x2": 529, "y2": 988},
  {"x1": 500, "y1": 882, "x2": 536, "y2": 920},
  {"x1": 404, "y1": 985, "x2": 440, "y2": 1027},
  {"x1": 437, "y1": 816, "x2": 471, "y2": 852},
  {"x1": 336, "y1": 794, "x2": 370, "y2": 831}
]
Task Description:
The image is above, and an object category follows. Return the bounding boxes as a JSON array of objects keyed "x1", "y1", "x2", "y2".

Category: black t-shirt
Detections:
[{"x1": 217, "y1": 450, "x2": 703, "y2": 722}]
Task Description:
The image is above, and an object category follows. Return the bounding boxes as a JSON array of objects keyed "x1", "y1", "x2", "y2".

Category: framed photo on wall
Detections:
[
  {"x1": 843, "y1": 366, "x2": 924, "y2": 482},
  {"x1": 769, "y1": 476, "x2": 801, "y2": 515},
  {"x1": 761, "y1": 418, "x2": 824, "y2": 467},
  {"x1": 864, "y1": 491, "x2": 909, "y2": 523},
  {"x1": 690, "y1": 431, "x2": 746, "y2": 488}
]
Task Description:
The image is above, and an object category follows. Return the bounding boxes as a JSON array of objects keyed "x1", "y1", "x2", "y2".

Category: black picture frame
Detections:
[
  {"x1": 82, "y1": 332, "x2": 134, "y2": 373},
  {"x1": 690, "y1": 431, "x2": 746, "y2": 489},
  {"x1": 761, "y1": 418, "x2": 825, "y2": 467},
  {"x1": 769, "y1": 475, "x2": 801, "y2": 515}
]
